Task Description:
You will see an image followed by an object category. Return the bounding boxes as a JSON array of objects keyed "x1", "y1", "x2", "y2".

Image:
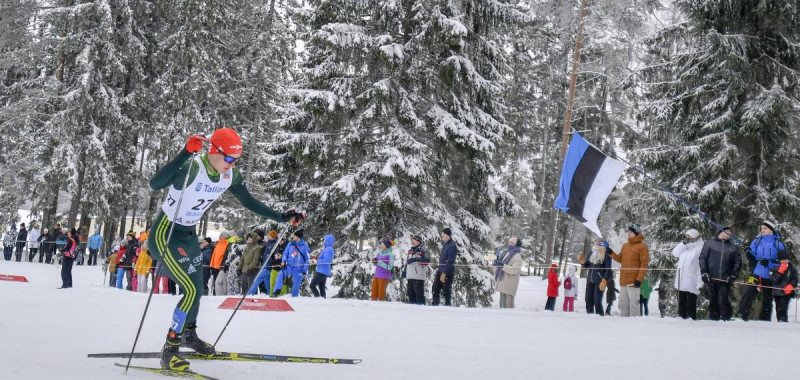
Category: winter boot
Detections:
[
  {"x1": 161, "y1": 330, "x2": 190, "y2": 371},
  {"x1": 181, "y1": 324, "x2": 215, "y2": 355}
]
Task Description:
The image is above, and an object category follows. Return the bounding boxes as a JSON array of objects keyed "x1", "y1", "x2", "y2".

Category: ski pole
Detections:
[
  {"x1": 711, "y1": 277, "x2": 797, "y2": 292},
  {"x1": 213, "y1": 223, "x2": 292, "y2": 347},
  {"x1": 124, "y1": 151, "x2": 199, "y2": 372}
]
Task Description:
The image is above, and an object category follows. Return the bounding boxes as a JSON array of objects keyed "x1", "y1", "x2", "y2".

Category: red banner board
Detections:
[
  {"x1": 217, "y1": 297, "x2": 294, "y2": 312},
  {"x1": 0, "y1": 274, "x2": 28, "y2": 283}
]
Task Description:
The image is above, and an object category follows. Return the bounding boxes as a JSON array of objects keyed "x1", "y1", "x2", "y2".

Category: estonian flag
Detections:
[{"x1": 553, "y1": 132, "x2": 626, "y2": 237}]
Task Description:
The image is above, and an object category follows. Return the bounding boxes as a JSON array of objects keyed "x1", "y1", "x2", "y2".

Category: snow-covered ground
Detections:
[{"x1": 0, "y1": 261, "x2": 796, "y2": 380}]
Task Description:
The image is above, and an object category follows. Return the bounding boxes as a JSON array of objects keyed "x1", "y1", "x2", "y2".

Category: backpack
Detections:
[{"x1": 564, "y1": 276, "x2": 573, "y2": 290}]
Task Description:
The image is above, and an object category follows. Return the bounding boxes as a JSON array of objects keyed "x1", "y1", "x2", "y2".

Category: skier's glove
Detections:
[
  {"x1": 784, "y1": 284, "x2": 795, "y2": 295},
  {"x1": 633, "y1": 280, "x2": 641, "y2": 288},
  {"x1": 778, "y1": 262, "x2": 788, "y2": 274},
  {"x1": 185, "y1": 134, "x2": 207, "y2": 154},
  {"x1": 372, "y1": 258, "x2": 378, "y2": 265},
  {"x1": 493, "y1": 260, "x2": 503, "y2": 268},
  {"x1": 701, "y1": 273, "x2": 710, "y2": 284},
  {"x1": 758, "y1": 259, "x2": 769, "y2": 267}
]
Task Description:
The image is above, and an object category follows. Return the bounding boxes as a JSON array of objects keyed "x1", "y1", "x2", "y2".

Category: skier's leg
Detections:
[
  {"x1": 594, "y1": 287, "x2": 604, "y2": 316},
  {"x1": 585, "y1": 282, "x2": 595, "y2": 314},
  {"x1": 319, "y1": 274, "x2": 328, "y2": 298},
  {"x1": 737, "y1": 284, "x2": 758, "y2": 320},
  {"x1": 443, "y1": 273, "x2": 453, "y2": 306},
  {"x1": 291, "y1": 274, "x2": 302, "y2": 297},
  {"x1": 431, "y1": 271, "x2": 442, "y2": 306},
  {"x1": 758, "y1": 279, "x2": 774, "y2": 321}
]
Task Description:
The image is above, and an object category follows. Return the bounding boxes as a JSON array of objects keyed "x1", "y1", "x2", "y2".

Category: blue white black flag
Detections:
[{"x1": 553, "y1": 132, "x2": 626, "y2": 237}]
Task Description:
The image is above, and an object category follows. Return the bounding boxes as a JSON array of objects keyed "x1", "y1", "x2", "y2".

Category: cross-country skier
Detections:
[{"x1": 147, "y1": 127, "x2": 304, "y2": 371}]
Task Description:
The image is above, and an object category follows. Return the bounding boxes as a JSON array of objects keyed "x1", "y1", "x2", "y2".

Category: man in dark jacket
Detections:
[
  {"x1": 432, "y1": 228, "x2": 457, "y2": 306},
  {"x1": 15, "y1": 223, "x2": 27, "y2": 262},
  {"x1": 699, "y1": 227, "x2": 742, "y2": 321},
  {"x1": 578, "y1": 239, "x2": 613, "y2": 316}
]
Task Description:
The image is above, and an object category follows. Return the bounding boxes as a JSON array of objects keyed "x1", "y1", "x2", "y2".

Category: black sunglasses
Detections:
[{"x1": 211, "y1": 143, "x2": 239, "y2": 163}]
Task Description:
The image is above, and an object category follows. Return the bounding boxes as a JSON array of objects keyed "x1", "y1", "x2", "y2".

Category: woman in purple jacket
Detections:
[{"x1": 371, "y1": 239, "x2": 394, "y2": 301}]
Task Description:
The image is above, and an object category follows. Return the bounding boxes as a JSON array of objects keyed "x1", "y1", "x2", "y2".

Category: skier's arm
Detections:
[
  {"x1": 698, "y1": 243, "x2": 710, "y2": 274},
  {"x1": 501, "y1": 255, "x2": 522, "y2": 275},
  {"x1": 609, "y1": 249, "x2": 622, "y2": 263},
  {"x1": 377, "y1": 251, "x2": 394, "y2": 271},
  {"x1": 149, "y1": 150, "x2": 193, "y2": 190},
  {"x1": 228, "y1": 170, "x2": 287, "y2": 223},
  {"x1": 637, "y1": 246, "x2": 649, "y2": 283},
  {"x1": 731, "y1": 245, "x2": 742, "y2": 277}
]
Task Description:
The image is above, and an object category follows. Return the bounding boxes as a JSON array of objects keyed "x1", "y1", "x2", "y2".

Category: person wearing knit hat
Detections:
[
  {"x1": 146, "y1": 127, "x2": 307, "y2": 371},
  {"x1": 404, "y1": 235, "x2": 430, "y2": 305},
  {"x1": 771, "y1": 249, "x2": 798, "y2": 322},
  {"x1": 247, "y1": 229, "x2": 280, "y2": 296},
  {"x1": 371, "y1": 239, "x2": 395, "y2": 301},
  {"x1": 609, "y1": 223, "x2": 649, "y2": 317},
  {"x1": 271, "y1": 229, "x2": 310, "y2": 298},
  {"x1": 672, "y1": 228, "x2": 705, "y2": 320},
  {"x1": 737, "y1": 219, "x2": 787, "y2": 321},
  {"x1": 433, "y1": 227, "x2": 458, "y2": 306}
]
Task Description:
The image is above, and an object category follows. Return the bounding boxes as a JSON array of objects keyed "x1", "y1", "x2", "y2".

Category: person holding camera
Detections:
[
  {"x1": 371, "y1": 238, "x2": 394, "y2": 301},
  {"x1": 578, "y1": 239, "x2": 613, "y2": 316},
  {"x1": 493, "y1": 237, "x2": 523, "y2": 309}
]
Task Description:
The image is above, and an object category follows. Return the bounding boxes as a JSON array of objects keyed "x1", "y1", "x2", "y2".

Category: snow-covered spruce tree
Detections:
[
  {"x1": 627, "y1": 0, "x2": 800, "y2": 249},
  {"x1": 267, "y1": 0, "x2": 518, "y2": 306}
]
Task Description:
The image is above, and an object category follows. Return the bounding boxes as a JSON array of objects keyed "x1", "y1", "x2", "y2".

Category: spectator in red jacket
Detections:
[{"x1": 545, "y1": 263, "x2": 560, "y2": 311}]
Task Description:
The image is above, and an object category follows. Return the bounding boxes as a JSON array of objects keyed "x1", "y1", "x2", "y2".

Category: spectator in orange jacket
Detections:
[{"x1": 610, "y1": 224, "x2": 649, "y2": 317}]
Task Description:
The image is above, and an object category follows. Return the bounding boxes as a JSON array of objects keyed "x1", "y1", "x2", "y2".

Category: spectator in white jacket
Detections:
[
  {"x1": 28, "y1": 222, "x2": 41, "y2": 262},
  {"x1": 563, "y1": 265, "x2": 579, "y2": 312},
  {"x1": 671, "y1": 228, "x2": 704, "y2": 320}
]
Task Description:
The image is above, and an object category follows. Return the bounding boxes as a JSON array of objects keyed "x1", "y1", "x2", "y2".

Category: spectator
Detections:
[
  {"x1": 107, "y1": 250, "x2": 119, "y2": 287},
  {"x1": 605, "y1": 272, "x2": 619, "y2": 315},
  {"x1": 737, "y1": 221, "x2": 786, "y2": 321},
  {"x1": 249, "y1": 230, "x2": 278, "y2": 295},
  {"x1": 404, "y1": 235, "x2": 430, "y2": 305},
  {"x1": 268, "y1": 239, "x2": 287, "y2": 297},
  {"x1": 135, "y1": 241, "x2": 153, "y2": 293},
  {"x1": 87, "y1": 227, "x2": 103, "y2": 266},
  {"x1": 3, "y1": 223, "x2": 17, "y2": 261},
  {"x1": 120, "y1": 232, "x2": 139, "y2": 290},
  {"x1": 609, "y1": 224, "x2": 649, "y2": 317},
  {"x1": 59, "y1": 228, "x2": 78, "y2": 288},
  {"x1": 273, "y1": 230, "x2": 309, "y2": 297},
  {"x1": 76, "y1": 225, "x2": 88, "y2": 265},
  {"x1": 209, "y1": 231, "x2": 232, "y2": 295},
  {"x1": 40, "y1": 227, "x2": 50, "y2": 263},
  {"x1": 310, "y1": 234, "x2": 335, "y2": 298},
  {"x1": 494, "y1": 237, "x2": 522, "y2": 309},
  {"x1": 15, "y1": 223, "x2": 27, "y2": 262},
  {"x1": 578, "y1": 239, "x2": 612, "y2": 316},
  {"x1": 639, "y1": 278, "x2": 652, "y2": 316},
  {"x1": 672, "y1": 228, "x2": 705, "y2": 320},
  {"x1": 200, "y1": 237, "x2": 213, "y2": 295},
  {"x1": 238, "y1": 233, "x2": 262, "y2": 295},
  {"x1": 371, "y1": 238, "x2": 394, "y2": 301},
  {"x1": 432, "y1": 228, "x2": 457, "y2": 306},
  {"x1": 115, "y1": 240, "x2": 128, "y2": 289},
  {"x1": 563, "y1": 265, "x2": 578, "y2": 312},
  {"x1": 545, "y1": 263, "x2": 560, "y2": 311},
  {"x1": 771, "y1": 250, "x2": 798, "y2": 323},
  {"x1": 28, "y1": 222, "x2": 41, "y2": 262},
  {"x1": 226, "y1": 236, "x2": 245, "y2": 295}
]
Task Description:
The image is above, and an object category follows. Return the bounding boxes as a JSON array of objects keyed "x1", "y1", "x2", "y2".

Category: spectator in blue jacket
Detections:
[
  {"x1": 87, "y1": 227, "x2": 103, "y2": 266},
  {"x1": 310, "y1": 234, "x2": 335, "y2": 298},
  {"x1": 272, "y1": 229, "x2": 310, "y2": 297},
  {"x1": 432, "y1": 227, "x2": 457, "y2": 306},
  {"x1": 200, "y1": 237, "x2": 213, "y2": 295},
  {"x1": 248, "y1": 230, "x2": 278, "y2": 295},
  {"x1": 578, "y1": 239, "x2": 613, "y2": 316},
  {"x1": 737, "y1": 220, "x2": 786, "y2": 321}
]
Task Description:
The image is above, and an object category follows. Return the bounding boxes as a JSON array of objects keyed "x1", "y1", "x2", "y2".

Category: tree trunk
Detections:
[
  {"x1": 67, "y1": 162, "x2": 85, "y2": 228},
  {"x1": 118, "y1": 208, "x2": 127, "y2": 237}
]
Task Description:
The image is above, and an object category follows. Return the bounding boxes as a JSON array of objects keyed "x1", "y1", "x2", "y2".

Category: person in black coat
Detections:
[
  {"x1": 15, "y1": 223, "x2": 27, "y2": 262},
  {"x1": 59, "y1": 228, "x2": 78, "y2": 288},
  {"x1": 432, "y1": 228, "x2": 458, "y2": 306},
  {"x1": 771, "y1": 250, "x2": 798, "y2": 322},
  {"x1": 699, "y1": 227, "x2": 742, "y2": 321},
  {"x1": 120, "y1": 232, "x2": 139, "y2": 290}
]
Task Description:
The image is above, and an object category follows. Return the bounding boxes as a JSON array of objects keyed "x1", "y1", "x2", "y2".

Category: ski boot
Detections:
[
  {"x1": 161, "y1": 330, "x2": 190, "y2": 371},
  {"x1": 181, "y1": 324, "x2": 216, "y2": 355}
]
